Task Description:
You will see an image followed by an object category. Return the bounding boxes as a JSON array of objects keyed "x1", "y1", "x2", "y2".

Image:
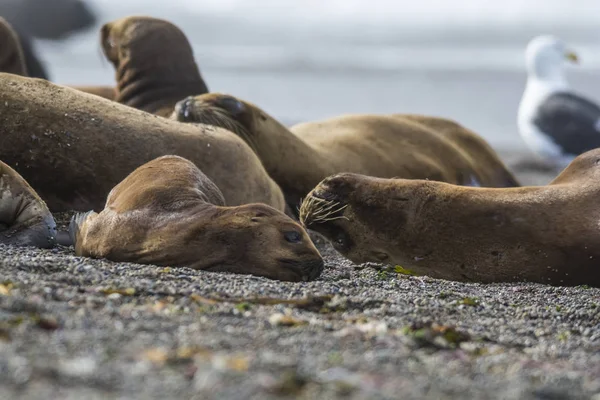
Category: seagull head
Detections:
[{"x1": 525, "y1": 35, "x2": 579, "y2": 82}]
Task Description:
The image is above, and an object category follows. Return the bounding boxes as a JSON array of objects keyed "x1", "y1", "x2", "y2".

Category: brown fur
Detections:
[
  {"x1": 0, "y1": 73, "x2": 285, "y2": 213},
  {"x1": 101, "y1": 16, "x2": 208, "y2": 117},
  {"x1": 0, "y1": 17, "x2": 28, "y2": 76},
  {"x1": 71, "y1": 156, "x2": 323, "y2": 282},
  {"x1": 300, "y1": 149, "x2": 600, "y2": 287},
  {"x1": 171, "y1": 93, "x2": 520, "y2": 211},
  {"x1": 69, "y1": 85, "x2": 116, "y2": 101},
  {"x1": 0, "y1": 160, "x2": 57, "y2": 248}
]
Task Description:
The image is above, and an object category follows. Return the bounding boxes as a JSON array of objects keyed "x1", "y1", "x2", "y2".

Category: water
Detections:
[{"x1": 32, "y1": 0, "x2": 600, "y2": 150}]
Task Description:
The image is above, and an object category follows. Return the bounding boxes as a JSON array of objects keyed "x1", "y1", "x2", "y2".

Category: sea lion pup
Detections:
[
  {"x1": 0, "y1": 17, "x2": 28, "y2": 76},
  {"x1": 0, "y1": 160, "x2": 57, "y2": 248},
  {"x1": 101, "y1": 16, "x2": 209, "y2": 117},
  {"x1": 0, "y1": 73, "x2": 285, "y2": 213},
  {"x1": 172, "y1": 93, "x2": 519, "y2": 211},
  {"x1": 70, "y1": 156, "x2": 323, "y2": 282},
  {"x1": 299, "y1": 149, "x2": 600, "y2": 287}
]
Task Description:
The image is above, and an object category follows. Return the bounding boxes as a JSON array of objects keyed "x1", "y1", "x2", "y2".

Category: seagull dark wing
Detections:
[{"x1": 533, "y1": 91, "x2": 600, "y2": 156}]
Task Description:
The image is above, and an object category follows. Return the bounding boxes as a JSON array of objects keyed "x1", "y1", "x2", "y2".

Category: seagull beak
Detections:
[{"x1": 565, "y1": 51, "x2": 579, "y2": 64}]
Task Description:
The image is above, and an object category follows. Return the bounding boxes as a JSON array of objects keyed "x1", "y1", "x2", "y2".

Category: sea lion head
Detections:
[
  {"x1": 101, "y1": 16, "x2": 195, "y2": 70},
  {"x1": 196, "y1": 203, "x2": 324, "y2": 282},
  {"x1": 101, "y1": 16, "x2": 208, "y2": 115},
  {"x1": 171, "y1": 93, "x2": 265, "y2": 153},
  {"x1": 300, "y1": 173, "x2": 421, "y2": 266},
  {"x1": 0, "y1": 17, "x2": 27, "y2": 76}
]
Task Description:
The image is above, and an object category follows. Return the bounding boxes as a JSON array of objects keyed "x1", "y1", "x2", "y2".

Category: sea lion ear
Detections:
[{"x1": 216, "y1": 96, "x2": 245, "y2": 116}]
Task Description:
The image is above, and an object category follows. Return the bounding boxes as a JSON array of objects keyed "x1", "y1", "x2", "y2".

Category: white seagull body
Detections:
[{"x1": 517, "y1": 35, "x2": 600, "y2": 170}]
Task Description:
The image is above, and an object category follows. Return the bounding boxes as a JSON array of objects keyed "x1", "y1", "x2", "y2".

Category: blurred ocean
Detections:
[{"x1": 33, "y1": 0, "x2": 600, "y2": 151}]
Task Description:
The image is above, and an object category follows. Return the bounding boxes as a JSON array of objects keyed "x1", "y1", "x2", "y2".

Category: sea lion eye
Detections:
[
  {"x1": 218, "y1": 96, "x2": 245, "y2": 116},
  {"x1": 284, "y1": 231, "x2": 302, "y2": 243},
  {"x1": 333, "y1": 231, "x2": 349, "y2": 249}
]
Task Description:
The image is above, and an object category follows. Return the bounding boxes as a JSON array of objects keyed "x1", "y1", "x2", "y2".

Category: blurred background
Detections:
[{"x1": 7, "y1": 0, "x2": 600, "y2": 153}]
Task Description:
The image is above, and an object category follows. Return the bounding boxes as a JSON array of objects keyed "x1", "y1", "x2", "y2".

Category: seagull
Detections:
[{"x1": 517, "y1": 35, "x2": 600, "y2": 170}]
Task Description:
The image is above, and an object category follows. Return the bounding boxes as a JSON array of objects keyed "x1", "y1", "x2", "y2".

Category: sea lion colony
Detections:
[{"x1": 0, "y1": 15, "x2": 596, "y2": 287}]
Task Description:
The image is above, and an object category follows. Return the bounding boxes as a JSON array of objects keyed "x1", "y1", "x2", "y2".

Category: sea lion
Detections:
[
  {"x1": 68, "y1": 85, "x2": 116, "y2": 101},
  {"x1": 0, "y1": 16, "x2": 28, "y2": 76},
  {"x1": 299, "y1": 148, "x2": 600, "y2": 287},
  {"x1": 101, "y1": 16, "x2": 209, "y2": 117},
  {"x1": 395, "y1": 115, "x2": 520, "y2": 188},
  {"x1": 0, "y1": 160, "x2": 57, "y2": 248},
  {"x1": 70, "y1": 155, "x2": 323, "y2": 282},
  {"x1": 172, "y1": 93, "x2": 520, "y2": 211},
  {"x1": 0, "y1": 73, "x2": 285, "y2": 213}
]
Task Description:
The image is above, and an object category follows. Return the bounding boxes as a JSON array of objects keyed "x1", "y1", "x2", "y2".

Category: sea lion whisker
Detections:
[{"x1": 300, "y1": 195, "x2": 348, "y2": 225}]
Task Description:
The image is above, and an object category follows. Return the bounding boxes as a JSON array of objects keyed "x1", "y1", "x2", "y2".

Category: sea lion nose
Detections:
[
  {"x1": 176, "y1": 96, "x2": 195, "y2": 120},
  {"x1": 303, "y1": 258, "x2": 324, "y2": 281}
]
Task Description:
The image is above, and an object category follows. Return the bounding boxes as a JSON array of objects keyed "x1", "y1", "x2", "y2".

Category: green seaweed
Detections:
[
  {"x1": 395, "y1": 266, "x2": 417, "y2": 276},
  {"x1": 460, "y1": 297, "x2": 480, "y2": 307},
  {"x1": 235, "y1": 302, "x2": 252, "y2": 312}
]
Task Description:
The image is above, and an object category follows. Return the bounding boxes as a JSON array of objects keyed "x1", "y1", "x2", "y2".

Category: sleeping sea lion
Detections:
[
  {"x1": 70, "y1": 155, "x2": 323, "y2": 282},
  {"x1": 101, "y1": 16, "x2": 209, "y2": 117},
  {"x1": 0, "y1": 73, "x2": 285, "y2": 213},
  {"x1": 0, "y1": 160, "x2": 57, "y2": 248},
  {"x1": 299, "y1": 149, "x2": 600, "y2": 287},
  {"x1": 171, "y1": 93, "x2": 520, "y2": 212}
]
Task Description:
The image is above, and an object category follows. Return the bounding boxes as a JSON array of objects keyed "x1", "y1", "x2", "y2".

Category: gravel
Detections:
[{"x1": 1, "y1": 162, "x2": 598, "y2": 400}]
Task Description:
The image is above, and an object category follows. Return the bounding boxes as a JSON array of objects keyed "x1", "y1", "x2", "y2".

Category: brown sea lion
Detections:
[
  {"x1": 395, "y1": 115, "x2": 520, "y2": 188},
  {"x1": 101, "y1": 16, "x2": 209, "y2": 117},
  {"x1": 299, "y1": 149, "x2": 600, "y2": 287},
  {"x1": 70, "y1": 155, "x2": 323, "y2": 282},
  {"x1": 0, "y1": 160, "x2": 57, "y2": 248},
  {"x1": 171, "y1": 93, "x2": 520, "y2": 211},
  {"x1": 0, "y1": 16, "x2": 28, "y2": 76},
  {"x1": 0, "y1": 73, "x2": 285, "y2": 213},
  {"x1": 68, "y1": 85, "x2": 116, "y2": 101}
]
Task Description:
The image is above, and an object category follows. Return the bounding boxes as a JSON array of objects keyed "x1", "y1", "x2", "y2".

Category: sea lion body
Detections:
[
  {"x1": 396, "y1": 114, "x2": 520, "y2": 187},
  {"x1": 300, "y1": 149, "x2": 600, "y2": 287},
  {"x1": 0, "y1": 160, "x2": 57, "y2": 248},
  {"x1": 172, "y1": 93, "x2": 519, "y2": 210},
  {"x1": 69, "y1": 85, "x2": 116, "y2": 101},
  {"x1": 0, "y1": 17, "x2": 27, "y2": 76},
  {"x1": 71, "y1": 156, "x2": 323, "y2": 282},
  {"x1": 102, "y1": 16, "x2": 208, "y2": 117},
  {"x1": 0, "y1": 73, "x2": 285, "y2": 213}
]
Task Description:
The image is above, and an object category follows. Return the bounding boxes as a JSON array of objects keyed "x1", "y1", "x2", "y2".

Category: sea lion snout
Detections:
[
  {"x1": 173, "y1": 96, "x2": 195, "y2": 121},
  {"x1": 299, "y1": 173, "x2": 361, "y2": 227},
  {"x1": 278, "y1": 257, "x2": 324, "y2": 282},
  {"x1": 313, "y1": 173, "x2": 361, "y2": 201}
]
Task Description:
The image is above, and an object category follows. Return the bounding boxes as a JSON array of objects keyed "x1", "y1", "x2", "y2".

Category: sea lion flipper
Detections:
[{"x1": 69, "y1": 210, "x2": 96, "y2": 247}]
